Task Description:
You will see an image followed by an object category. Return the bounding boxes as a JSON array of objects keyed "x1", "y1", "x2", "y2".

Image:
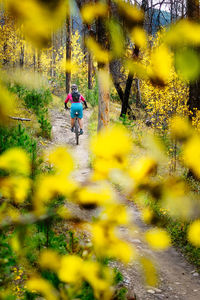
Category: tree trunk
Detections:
[
  {"x1": 187, "y1": 0, "x2": 200, "y2": 117},
  {"x1": 97, "y1": 14, "x2": 110, "y2": 130},
  {"x1": 33, "y1": 49, "x2": 36, "y2": 72},
  {"x1": 20, "y1": 45, "x2": 25, "y2": 68},
  {"x1": 88, "y1": 53, "x2": 93, "y2": 90},
  {"x1": 120, "y1": 73, "x2": 133, "y2": 116},
  {"x1": 97, "y1": 65, "x2": 110, "y2": 130},
  {"x1": 66, "y1": 16, "x2": 71, "y2": 94},
  {"x1": 37, "y1": 50, "x2": 41, "y2": 72},
  {"x1": 135, "y1": 78, "x2": 142, "y2": 108}
]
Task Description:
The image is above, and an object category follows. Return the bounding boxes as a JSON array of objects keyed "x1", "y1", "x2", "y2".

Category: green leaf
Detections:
[{"x1": 175, "y1": 48, "x2": 200, "y2": 81}]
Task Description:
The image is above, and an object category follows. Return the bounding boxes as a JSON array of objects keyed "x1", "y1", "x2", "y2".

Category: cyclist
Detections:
[{"x1": 64, "y1": 84, "x2": 88, "y2": 135}]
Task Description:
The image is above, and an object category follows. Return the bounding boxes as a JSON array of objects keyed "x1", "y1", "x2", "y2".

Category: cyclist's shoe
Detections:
[
  {"x1": 71, "y1": 127, "x2": 74, "y2": 132},
  {"x1": 79, "y1": 129, "x2": 83, "y2": 135}
]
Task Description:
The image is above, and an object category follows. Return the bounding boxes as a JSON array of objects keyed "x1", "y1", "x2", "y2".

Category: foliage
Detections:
[
  {"x1": 1, "y1": 0, "x2": 200, "y2": 300},
  {"x1": 0, "y1": 124, "x2": 36, "y2": 155},
  {"x1": 140, "y1": 30, "x2": 189, "y2": 131},
  {"x1": 85, "y1": 81, "x2": 99, "y2": 107},
  {"x1": 9, "y1": 84, "x2": 52, "y2": 138}
]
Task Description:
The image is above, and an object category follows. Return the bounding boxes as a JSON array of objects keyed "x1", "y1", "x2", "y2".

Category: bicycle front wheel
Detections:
[{"x1": 75, "y1": 118, "x2": 79, "y2": 145}]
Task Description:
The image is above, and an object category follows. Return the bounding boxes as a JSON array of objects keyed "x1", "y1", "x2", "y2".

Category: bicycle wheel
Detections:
[{"x1": 74, "y1": 118, "x2": 79, "y2": 145}]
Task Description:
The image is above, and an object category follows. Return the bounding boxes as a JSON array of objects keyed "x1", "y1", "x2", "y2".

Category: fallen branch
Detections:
[{"x1": 9, "y1": 116, "x2": 31, "y2": 121}]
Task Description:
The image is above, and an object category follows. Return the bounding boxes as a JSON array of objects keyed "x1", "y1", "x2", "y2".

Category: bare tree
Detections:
[
  {"x1": 66, "y1": 16, "x2": 71, "y2": 94},
  {"x1": 187, "y1": 0, "x2": 200, "y2": 117}
]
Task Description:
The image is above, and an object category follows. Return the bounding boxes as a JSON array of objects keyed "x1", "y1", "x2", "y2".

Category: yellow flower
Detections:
[
  {"x1": 91, "y1": 222, "x2": 135, "y2": 263},
  {"x1": 140, "y1": 257, "x2": 158, "y2": 286},
  {"x1": 82, "y1": 261, "x2": 114, "y2": 299},
  {"x1": 115, "y1": 0, "x2": 144, "y2": 23},
  {"x1": 58, "y1": 255, "x2": 83, "y2": 283},
  {"x1": 183, "y1": 135, "x2": 200, "y2": 177},
  {"x1": 27, "y1": 277, "x2": 58, "y2": 300},
  {"x1": 85, "y1": 37, "x2": 110, "y2": 64},
  {"x1": 101, "y1": 204, "x2": 130, "y2": 225},
  {"x1": 145, "y1": 228, "x2": 171, "y2": 251},
  {"x1": 5, "y1": 0, "x2": 68, "y2": 48},
  {"x1": 141, "y1": 207, "x2": 153, "y2": 224},
  {"x1": 39, "y1": 250, "x2": 61, "y2": 272},
  {"x1": 90, "y1": 126, "x2": 132, "y2": 160},
  {"x1": 187, "y1": 220, "x2": 200, "y2": 247},
  {"x1": 148, "y1": 44, "x2": 172, "y2": 85},
  {"x1": 129, "y1": 157, "x2": 157, "y2": 183},
  {"x1": 0, "y1": 176, "x2": 31, "y2": 203},
  {"x1": 0, "y1": 84, "x2": 15, "y2": 124},
  {"x1": 47, "y1": 146, "x2": 74, "y2": 176},
  {"x1": 169, "y1": 116, "x2": 192, "y2": 140},
  {"x1": 0, "y1": 148, "x2": 30, "y2": 176},
  {"x1": 130, "y1": 27, "x2": 147, "y2": 48},
  {"x1": 76, "y1": 182, "x2": 115, "y2": 207},
  {"x1": 81, "y1": 3, "x2": 108, "y2": 23}
]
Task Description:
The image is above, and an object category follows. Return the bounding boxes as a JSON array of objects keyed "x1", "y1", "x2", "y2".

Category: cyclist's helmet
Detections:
[{"x1": 71, "y1": 84, "x2": 78, "y2": 92}]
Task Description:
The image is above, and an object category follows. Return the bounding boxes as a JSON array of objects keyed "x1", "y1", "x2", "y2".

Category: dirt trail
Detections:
[{"x1": 49, "y1": 108, "x2": 200, "y2": 300}]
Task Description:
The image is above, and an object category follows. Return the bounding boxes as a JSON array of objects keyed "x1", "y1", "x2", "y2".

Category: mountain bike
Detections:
[{"x1": 74, "y1": 112, "x2": 80, "y2": 145}]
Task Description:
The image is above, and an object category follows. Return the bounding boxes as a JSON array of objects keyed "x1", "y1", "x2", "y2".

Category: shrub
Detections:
[
  {"x1": 85, "y1": 82, "x2": 99, "y2": 107},
  {"x1": 8, "y1": 84, "x2": 52, "y2": 138}
]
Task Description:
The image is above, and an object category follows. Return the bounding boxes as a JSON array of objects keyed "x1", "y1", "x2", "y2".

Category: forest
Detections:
[{"x1": 0, "y1": 0, "x2": 200, "y2": 299}]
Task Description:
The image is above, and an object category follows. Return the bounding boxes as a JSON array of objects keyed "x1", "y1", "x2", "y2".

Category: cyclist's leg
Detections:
[
  {"x1": 70, "y1": 104, "x2": 76, "y2": 131},
  {"x1": 77, "y1": 104, "x2": 83, "y2": 133},
  {"x1": 78, "y1": 118, "x2": 83, "y2": 129},
  {"x1": 71, "y1": 118, "x2": 75, "y2": 128}
]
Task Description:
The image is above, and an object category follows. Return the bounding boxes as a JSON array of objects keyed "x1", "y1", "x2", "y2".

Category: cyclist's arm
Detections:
[
  {"x1": 64, "y1": 95, "x2": 70, "y2": 109},
  {"x1": 80, "y1": 95, "x2": 88, "y2": 108}
]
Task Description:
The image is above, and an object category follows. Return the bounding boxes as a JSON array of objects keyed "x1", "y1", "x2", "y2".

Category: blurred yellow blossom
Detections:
[
  {"x1": 90, "y1": 126, "x2": 132, "y2": 160},
  {"x1": 4, "y1": 0, "x2": 68, "y2": 47},
  {"x1": 164, "y1": 20, "x2": 200, "y2": 47},
  {"x1": 183, "y1": 135, "x2": 200, "y2": 178},
  {"x1": 170, "y1": 116, "x2": 192, "y2": 140},
  {"x1": 0, "y1": 176, "x2": 31, "y2": 203},
  {"x1": 58, "y1": 255, "x2": 83, "y2": 283},
  {"x1": 85, "y1": 37, "x2": 110, "y2": 64},
  {"x1": 130, "y1": 27, "x2": 147, "y2": 48},
  {"x1": 0, "y1": 148, "x2": 30, "y2": 176},
  {"x1": 33, "y1": 175, "x2": 78, "y2": 214},
  {"x1": 129, "y1": 157, "x2": 157, "y2": 183},
  {"x1": 101, "y1": 204, "x2": 130, "y2": 225},
  {"x1": 47, "y1": 146, "x2": 74, "y2": 176},
  {"x1": 61, "y1": 59, "x2": 78, "y2": 73},
  {"x1": 140, "y1": 257, "x2": 158, "y2": 286},
  {"x1": 76, "y1": 182, "x2": 115, "y2": 207},
  {"x1": 27, "y1": 277, "x2": 58, "y2": 300},
  {"x1": 187, "y1": 220, "x2": 200, "y2": 247},
  {"x1": 81, "y1": 3, "x2": 108, "y2": 23},
  {"x1": 82, "y1": 261, "x2": 114, "y2": 299},
  {"x1": 39, "y1": 250, "x2": 61, "y2": 272},
  {"x1": 0, "y1": 84, "x2": 15, "y2": 124},
  {"x1": 145, "y1": 228, "x2": 171, "y2": 251},
  {"x1": 148, "y1": 44, "x2": 172, "y2": 85},
  {"x1": 115, "y1": 0, "x2": 144, "y2": 24},
  {"x1": 91, "y1": 222, "x2": 135, "y2": 263},
  {"x1": 141, "y1": 207, "x2": 153, "y2": 224}
]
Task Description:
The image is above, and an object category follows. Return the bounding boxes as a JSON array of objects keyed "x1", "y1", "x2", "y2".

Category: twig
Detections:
[{"x1": 9, "y1": 116, "x2": 31, "y2": 121}]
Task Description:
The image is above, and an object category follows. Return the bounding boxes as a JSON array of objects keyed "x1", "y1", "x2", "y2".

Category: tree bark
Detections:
[
  {"x1": 97, "y1": 13, "x2": 110, "y2": 130},
  {"x1": 120, "y1": 73, "x2": 133, "y2": 116},
  {"x1": 97, "y1": 65, "x2": 110, "y2": 130},
  {"x1": 66, "y1": 16, "x2": 71, "y2": 94},
  {"x1": 88, "y1": 53, "x2": 93, "y2": 90},
  {"x1": 135, "y1": 78, "x2": 142, "y2": 108},
  {"x1": 20, "y1": 45, "x2": 25, "y2": 68},
  {"x1": 187, "y1": 0, "x2": 200, "y2": 117},
  {"x1": 37, "y1": 50, "x2": 41, "y2": 72}
]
